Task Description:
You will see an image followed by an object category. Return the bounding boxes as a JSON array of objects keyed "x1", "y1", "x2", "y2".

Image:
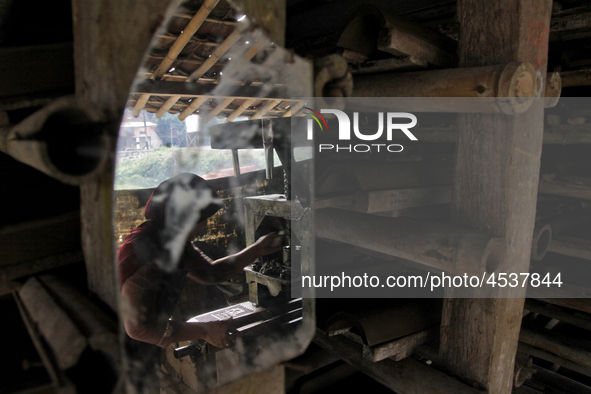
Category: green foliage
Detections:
[
  {"x1": 114, "y1": 147, "x2": 270, "y2": 190},
  {"x1": 154, "y1": 112, "x2": 187, "y2": 147}
]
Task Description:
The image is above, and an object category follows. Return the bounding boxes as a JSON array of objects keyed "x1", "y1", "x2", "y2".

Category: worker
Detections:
[{"x1": 118, "y1": 173, "x2": 284, "y2": 350}]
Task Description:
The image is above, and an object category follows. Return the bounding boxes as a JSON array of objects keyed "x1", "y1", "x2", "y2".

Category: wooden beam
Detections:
[
  {"x1": 315, "y1": 209, "x2": 505, "y2": 276},
  {"x1": 187, "y1": 26, "x2": 245, "y2": 82},
  {"x1": 74, "y1": 0, "x2": 173, "y2": 311},
  {"x1": 153, "y1": 27, "x2": 257, "y2": 116},
  {"x1": 178, "y1": 96, "x2": 210, "y2": 121},
  {"x1": 133, "y1": 0, "x2": 220, "y2": 117},
  {"x1": 155, "y1": 95, "x2": 182, "y2": 118},
  {"x1": 539, "y1": 179, "x2": 591, "y2": 200},
  {"x1": 250, "y1": 99, "x2": 282, "y2": 119},
  {"x1": 518, "y1": 342, "x2": 591, "y2": 378},
  {"x1": 362, "y1": 326, "x2": 439, "y2": 363},
  {"x1": 19, "y1": 277, "x2": 87, "y2": 370},
  {"x1": 201, "y1": 97, "x2": 234, "y2": 125},
  {"x1": 561, "y1": 68, "x2": 591, "y2": 87},
  {"x1": 439, "y1": 1, "x2": 552, "y2": 393},
  {"x1": 548, "y1": 236, "x2": 591, "y2": 260},
  {"x1": 152, "y1": 0, "x2": 220, "y2": 79},
  {"x1": 282, "y1": 101, "x2": 306, "y2": 117},
  {"x1": 353, "y1": 62, "x2": 538, "y2": 114},
  {"x1": 131, "y1": 80, "x2": 291, "y2": 100},
  {"x1": 314, "y1": 330, "x2": 484, "y2": 394},
  {"x1": 524, "y1": 299, "x2": 591, "y2": 332},
  {"x1": 173, "y1": 14, "x2": 238, "y2": 27},
  {"x1": 520, "y1": 327, "x2": 591, "y2": 369},
  {"x1": 226, "y1": 98, "x2": 256, "y2": 122},
  {"x1": 377, "y1": 16, "x2": 457, "y2": 68}
]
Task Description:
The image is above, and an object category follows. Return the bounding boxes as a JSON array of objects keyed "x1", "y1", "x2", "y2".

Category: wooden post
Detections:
[
  {"x1": 439, "y1": 1, "x2": 552, "y2": 393},
  {"x1": 73, "y1": 0, "x2": 173, "y2": 310}
]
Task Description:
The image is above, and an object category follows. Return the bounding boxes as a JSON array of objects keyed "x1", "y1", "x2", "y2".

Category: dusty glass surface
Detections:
[{"x1": 115, "y1": 1, "x2": 314, "y2": 391}]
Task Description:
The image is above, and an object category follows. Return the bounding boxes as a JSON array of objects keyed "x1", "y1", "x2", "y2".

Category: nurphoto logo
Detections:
[{"x1": 305, "y1": 108, "x2": 418, "y2": 153}]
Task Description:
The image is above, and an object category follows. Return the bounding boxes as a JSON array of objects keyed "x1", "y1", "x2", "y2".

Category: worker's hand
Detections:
[
  {"x1": 201, "y1": 318, "x2": 238, "y2": 349},
  {"x1": 254, "y1": 232, "x2": 285, "y2": 256}
]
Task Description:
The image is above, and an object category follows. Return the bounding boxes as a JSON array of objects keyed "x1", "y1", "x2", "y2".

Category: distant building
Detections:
[{"x1": 118, "y1": 119, "x2": 163, "y2": 151}]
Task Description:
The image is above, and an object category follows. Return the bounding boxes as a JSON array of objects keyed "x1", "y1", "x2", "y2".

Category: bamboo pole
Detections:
[
  {"x1": 201, "y1": 97, "x2": 234, "y2": 125},
  {"x1": 178, "y1": 96, "x2": 209, "y2": 121},
  {"x1": 158, "y1": 24, "x2": 249, "y2": 117},
  {"x1": 133, "y1": 0, "x2": 220, "y2": 117},
  {"x1": 251, "y1": 99, "x2": 282, "y2": 120},
  {"x1": 156, "y1": 95, "x2": 182, "y2": 118},
  {"x1": 226, "y1": 98, "x2": 256, "y2": 122},
  {"x1": 153, "y1": 0, "x2": 220, "y2": 79},
  {"x1": 282, "y1": 101, "x2": 306, "y2": 117},
  {"x1": 187, "y1": 27, "x2": 245, "y2": 82}
]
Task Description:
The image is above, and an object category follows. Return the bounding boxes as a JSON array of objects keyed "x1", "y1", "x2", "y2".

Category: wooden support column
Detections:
[
  {"x1": 439, "y1": 1, "x2": 552, "y2": 393},
  {"x1": 73, "y1": 0, "x2": 173, "y2": 310}
]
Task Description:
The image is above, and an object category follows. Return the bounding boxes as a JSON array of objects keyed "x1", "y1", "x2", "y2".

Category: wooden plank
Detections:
[
  {"x1": 134, "y1": 0, "x2": 220, "y2": 117},
  {"x1": 19, "y1": 277, "x2": 87, "y2": 370},
  {"x1": 314, "y1": 330, "x2": 484, "y2": 394},
  {"x1": 524, "y1": 299, "x2": 591, "y2": 331},
  {"x1": 226, "y1": 98, "x2": 256, "y2": 122},
  {"x1": 378, "y1": 21, "x2": 456, "y2": 68},
  {"x1": 527, "y1": 283, "x2": 591, "y2": 314},
  {"x1": 548, "y1": 236, "x2": 591, "y2": 260},
  {"x1": 519, "y1": 327, "x2": 591, "y2": 369},
  {"x1": 518, "y1": 342, "x2": 591, "y2": 378},
  {"x1": 539, "y1": 179, "x2": 591, "y2": 200},
  {"x1": 561, "y1": 68, "x2": 591, "y2": 87},
  {"x1": 250, "y1": 99, "x2": 283, "y2": 120},
  {"x1": 362, "y1": 326, "x2": 438, "y2": 363},
  {"x1": 201, "y1": 97, "x2": 235, "y2": 125},
  {"x1": 439, "y1": 1, "x2": 553, "y2": 393}
]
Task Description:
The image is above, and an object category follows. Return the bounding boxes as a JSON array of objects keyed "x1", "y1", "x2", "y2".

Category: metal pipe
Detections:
[
  {"x1": 0, "y1": 97, "x2": 108, "y2": 185},
  {"x1": 353, "y1": 62, "x2": 538, "y2": 114},
  {"x1": 262, "y1": 118, "x2": 274, "y2": 179},
  {"x1": 315, "y1": 208, "x2": 505, "y2": 276},
  {"x1": 231, "y1": 148, "x2": 240, "y2": 177}
]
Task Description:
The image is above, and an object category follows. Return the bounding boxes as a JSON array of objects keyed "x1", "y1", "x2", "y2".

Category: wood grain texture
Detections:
[
  {"x1": 439, "y1": 1, "x2": 552, "y2": 393},
  {"x1": 73, "y1": 0, "x2": 174, "y2": 310}
]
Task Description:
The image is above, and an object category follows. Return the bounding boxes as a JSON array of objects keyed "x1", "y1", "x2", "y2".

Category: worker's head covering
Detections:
[
  {"x1": 118, "y1": 173, "x2": 223, "y2": 279},
  {"x1": 144, "y1": 173, "x2": 223, "y2": 227}
]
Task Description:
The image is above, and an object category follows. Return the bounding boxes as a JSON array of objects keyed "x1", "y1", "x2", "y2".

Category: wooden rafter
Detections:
[
  {"x1": 132, "y1": 80, "x2": 291, "y2": 100},
  {"x1": 250, "y1": 99, "x2": 282, "y2": 119},
  {"x1": 132, "y1": 0, "x2": 220, "y2": 117},
  {"x1": 226, "y1": 98, "x2": 257, "y2": 122},
  {"x1": 282, "y1": 101, "x2": 306, "y2": 117},
  {"x1": 153, "y1": 25, "x2": 247, "y2": 119},
  {"x1": 201, "y1": 97, "x2": 234, "y2": 124},
  {"x1": 179, "y1": 96, "x2": 210, "y2": 121}
]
